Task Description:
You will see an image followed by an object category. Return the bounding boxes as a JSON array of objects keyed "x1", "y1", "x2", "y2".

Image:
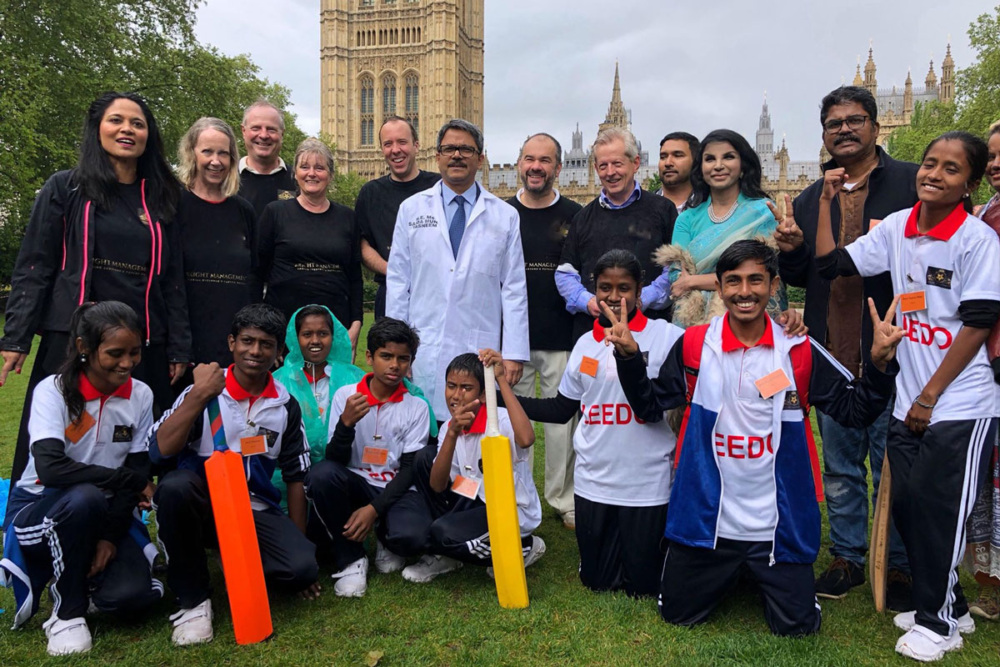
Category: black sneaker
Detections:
[
  {"x1": 886, "y1": 569, "x2": 914, "y2": 612},
  {"x1": 815, "y1": 557, "x2": 865, "y2": 599}
]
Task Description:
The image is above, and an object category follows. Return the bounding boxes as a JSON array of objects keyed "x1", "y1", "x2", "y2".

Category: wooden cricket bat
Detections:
[
  {"x1": 204, "y1": 398, "x2": 274, "y2": 644},
  {"x1": 869, "y1": 455, "x2": 892, "y2": 612},
  {"x1": 480, "y1": 365, "x2": 529, "y2": 609}
]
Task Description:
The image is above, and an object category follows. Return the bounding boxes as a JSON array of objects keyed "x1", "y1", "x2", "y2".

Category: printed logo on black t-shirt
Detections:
[
  {"x1": 926, "y1": 267, "x2": 953, "y2": 289},
  {"x1": 112, "y1": 425, "x2": 134, "y2": 442},
  {"x1": 278, "y1": 189, "x2": 296, "y2": 201},
  {"x1": 782, "y1": 391, "x2": 801, "y2": 411},
  {"x1": 136, "y1": 209, "x2": 150, "y2": 226}
]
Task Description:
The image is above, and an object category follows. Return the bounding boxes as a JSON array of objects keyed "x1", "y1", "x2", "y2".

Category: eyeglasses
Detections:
[
  {"x1": 823, "y1": 115, "x2": 870, "y2": 133},
  {"x1": 438, "y1": 144, "x2": 478, "y2": 157}
]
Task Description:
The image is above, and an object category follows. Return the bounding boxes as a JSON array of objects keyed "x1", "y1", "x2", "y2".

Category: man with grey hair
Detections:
[
  {"x1": 387, "y1": 119, "x2": 529, "y2": 433},
  {"x1": 508, "y1": 132, "x2": 582, "y2": 528},
  {"x1": 239, "y1": 99, "x2": 295, "y2": 215},
  {"x1": 556, "y1": 127, "x2": 678, "y2": 337}
]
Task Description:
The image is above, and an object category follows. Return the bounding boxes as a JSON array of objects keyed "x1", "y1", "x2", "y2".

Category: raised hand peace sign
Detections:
[
  {"x1": 768, "y1": 194, "x2": 804, "y2": 253},
  {"x1": 600, "y1": 297, "x2": 638, "y2": 357},
  {"x1": 868, "y1": 294, "x2": 904, "y2": 371}
]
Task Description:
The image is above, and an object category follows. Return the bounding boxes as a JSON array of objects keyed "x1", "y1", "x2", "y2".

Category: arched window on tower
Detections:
[
  {"x1": 405, "y1": 73, "x2": 419, "y2": 139},
  {"x1": 360, "y1": 75, "x2": 375, "y2": 145},
  {"x1": 382, "y1": 73, "x2": 397, "y2": 117}
]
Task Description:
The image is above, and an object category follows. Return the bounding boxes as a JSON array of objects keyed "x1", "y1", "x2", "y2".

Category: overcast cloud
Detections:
[{"x1": 195, "y1": 0, "x2": 989, "y2": 165}]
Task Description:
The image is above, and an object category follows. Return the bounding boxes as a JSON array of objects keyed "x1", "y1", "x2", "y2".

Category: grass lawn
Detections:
[{"x1": 1, "y1": 313, "x2": 998, "y2": 664}]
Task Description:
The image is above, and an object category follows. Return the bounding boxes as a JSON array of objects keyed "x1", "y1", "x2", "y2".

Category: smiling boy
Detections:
[
  {"x1": 606, "y1": 240, "x2": 902, "y2": 636},
  {"x1": 149, "y1": 304, "x2": 317, "y2": 646},
  {"x1": 305, "y1": 318, "x2": 431, "y2": 597}
]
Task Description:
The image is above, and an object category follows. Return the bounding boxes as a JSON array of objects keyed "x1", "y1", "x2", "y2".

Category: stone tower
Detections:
[
  {"x1": 940, "y1": 43, "x2": 955, "y2": 103},
  {"x1": 925, "y1": 58, "x2": 938, "y2": 92},
  {"x1": 755, "y1": 93, "x2": 774, "y2": 158},
  {"x1": 863, "y1": 47, "x2": 877, "y2": 96},
  {"x1": 903, "y1": 69, "x2": 913, "y2": 117},
  {"x1": 319, "y1": 0, "x2": 485, "y2": 179},
  {"x1": 598, "y1": 62, "x2": 629, "y2": 135}
]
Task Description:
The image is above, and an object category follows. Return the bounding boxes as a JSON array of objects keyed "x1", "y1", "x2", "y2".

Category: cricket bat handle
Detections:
[{"x1": 484, "y1": 363, "x2": 499, "y2": 437}]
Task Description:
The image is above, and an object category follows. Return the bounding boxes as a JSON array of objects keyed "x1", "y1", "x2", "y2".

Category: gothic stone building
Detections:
[{"x1": 320, "y1": 0, "x2": 484, "y2": 180}]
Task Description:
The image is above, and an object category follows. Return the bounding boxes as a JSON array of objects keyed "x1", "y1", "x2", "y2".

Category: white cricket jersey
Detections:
[
  {"x1": 20, "y1": 375, "x2": 154, "y2": 495},
  {"x1": 713, "y1": 317, "x2": 780, "y2": 541},
  {"x1": 329, "y1": 375, "x2": 430, "y2": 488},
  {"x1": 439, "y1": 406, "x2": 542, "y2": 535},
  {"x1": 560, "y1": 311, "x2": 682, "y2": 506},
  {"x1": 846, "y1": 204, "x2": 1000, "y2": 423}
]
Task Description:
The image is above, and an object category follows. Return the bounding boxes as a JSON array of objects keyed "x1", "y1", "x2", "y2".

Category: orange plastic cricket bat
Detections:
[
  {"x1": 204, "y1": 398, "x2": 273, "y2": 644},
  {"x1": 480, "y1": 365, "x2": 529, "y2": 609}
]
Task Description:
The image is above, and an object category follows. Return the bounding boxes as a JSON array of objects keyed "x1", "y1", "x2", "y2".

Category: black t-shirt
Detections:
[
  {"x1": 507, "y1": 194, "x2": 582, "y2": 351},
  {"x1": 258, "y1": 198, "x2": 363, "y2": 330},
  {"x1": 560, "y1": 190, "x2": 678, "y2": 337},
  {"x1": 238, "y1": 167, "x2": 296, "y2": 217},
  {"x1": 178, "y1": 191, "x2": 261, "y2": 365},
  {"x1": 355, "y1": 170, "x2": 441, "y2": 282}
]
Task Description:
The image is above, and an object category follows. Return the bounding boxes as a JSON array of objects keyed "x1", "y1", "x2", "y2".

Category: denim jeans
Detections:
[{"x1": 818, "y1": 404, "x2": 909, "y2": 570}]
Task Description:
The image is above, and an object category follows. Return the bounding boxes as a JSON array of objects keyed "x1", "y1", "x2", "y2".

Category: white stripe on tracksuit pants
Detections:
[{"x1": 887, "y1": 416, "x2": 996, "y2": 637}]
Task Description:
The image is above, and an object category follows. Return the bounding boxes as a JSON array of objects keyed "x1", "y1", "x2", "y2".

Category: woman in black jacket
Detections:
[{"x1": 0, "y1": 91, "x2": 189, "y2": 484}]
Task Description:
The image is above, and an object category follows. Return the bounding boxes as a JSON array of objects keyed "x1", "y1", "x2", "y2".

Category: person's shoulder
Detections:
[
  {"x1": 557, "y1": 196, "x2": 584, "y2": 215},
  {"x1": 416, "y1": 171, "x2": 442, "y2": 188},
  {"x1": 232, "y1": 194, "x2": 257, "y2": 218},
  {"x1": 33, "y1": 374, "x2": 63, "y2": 401},
  {"x1": 329, "y1": 199, "x2": 355, "y2": 216}
]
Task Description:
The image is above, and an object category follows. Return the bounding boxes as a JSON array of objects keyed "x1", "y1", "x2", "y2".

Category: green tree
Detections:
[
  {"x1": 884, "y1": 100, "x2": 958, "y2": 164},
  {"x1": 956, "y1": 6, "x2": 1000, "y2": 136},
  {"x1": 644, "y1": 173, "x2": 661, "y2": 192},
  {"x1": 0, "y1": 0, "x2": 306, "y2": 285}
]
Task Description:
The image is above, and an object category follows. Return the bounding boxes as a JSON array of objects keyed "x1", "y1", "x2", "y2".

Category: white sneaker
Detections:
[
  {"x1": 488, "y1": 536, "x2": 547, "y2": 579},
  {"x1": 44, "y1": 614, "x2": 92, "y2": 656},
  {"x1": 170, "y1": 599, "x2": 214, "y2": 646},
  {"x1": 561, "y1": 511, "x2": 576, "y2": 529},
  {"x1": 331, "y1": 557, "x2": 368, "y2": 597},
  {"x1": 895, "y1": 625, "x2": 963, "y2": 662},
  {"x1": 893, "y1": 610, "x2": 975, "y2": 635},
  {"x1": 402, "y1": 555, "x2": 463, "y2": 583},
  {"x1": 374, "y1": 540, "x2": 406, "y2": 574}
]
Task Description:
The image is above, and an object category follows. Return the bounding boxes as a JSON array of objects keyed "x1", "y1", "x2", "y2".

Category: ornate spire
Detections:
[
  {"x1": 925, "y1": 55, "x2": 937, "y2": 91},
  {"x1": 852, "y1": 55, "x2": 863, "y2": 86},
  {"x1": 904, "y1": 67, "x2": 913, "y2": 116},
  {"x1": 940, "y1": 41, "x2": 955, "y2": 103},
  {"x1": 599, "y1": 61, "x2": 629, "y2": 134},
  {"x1": 863, "y1": 44, "x2": 877, "y2": 95},
  {"x1": 755, "y1": 91, "x2": 774, "y2": 159}
]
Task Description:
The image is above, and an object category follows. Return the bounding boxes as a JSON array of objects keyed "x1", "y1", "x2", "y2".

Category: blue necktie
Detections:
[{"x1": 449, "y1": 195, "x2": 467, "y2": 259}]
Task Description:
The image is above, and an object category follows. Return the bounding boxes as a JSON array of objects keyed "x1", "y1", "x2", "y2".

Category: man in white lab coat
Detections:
[{"x1": 386, "y1": 119, "x2": 529, "y2": 420}]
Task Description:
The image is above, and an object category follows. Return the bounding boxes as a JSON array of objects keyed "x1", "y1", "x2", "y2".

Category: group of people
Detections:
[{"x1": 0, "y1": 83, "x2": 998, "y2": 664}]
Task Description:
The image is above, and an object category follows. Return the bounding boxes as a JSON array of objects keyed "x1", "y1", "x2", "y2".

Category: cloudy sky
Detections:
[{"x1": 195, "y1": 0, "x2": 990, "y2": 165}]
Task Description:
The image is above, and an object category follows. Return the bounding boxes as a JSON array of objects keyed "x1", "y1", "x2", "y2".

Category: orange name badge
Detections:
[
  {"x1": 64, "y1": 410, "x2": 97, "y2": 444},
  {"x1": 362, "y1": 446, "x2": 389, "y2": 466},
  {"x1": 900, "y1": 291, "x2": 927, "y2": 314},
  {"x1": 868, "y1": 218, "x2": 883, "y2": 230},
  {"x1": 755, "y1": 369, "x2": 793, "y2": 400},
  {"x1": 240, "y1": 434, "x2": 267, "y2": 456},
  {"x1": 452, "y1": 474, "x2": 481, "y2": 500},
  {"x1": 580, "y1": 356, "x2": 599, "y2": 378}
]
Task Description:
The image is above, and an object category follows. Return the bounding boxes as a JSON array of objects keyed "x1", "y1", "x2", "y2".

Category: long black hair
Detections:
[
  {"x1": 59, "y1": 301, "x2": 142, "y2": 424},
  {"x1": 690, "y1": 129, "x2": 769, "y2": 207},
  {"x1": 74, "y1": 91, "x2": 181, "y2": 220},
  {"x1": 922, "y1": 131, "x2": 988, "y2": 214}
]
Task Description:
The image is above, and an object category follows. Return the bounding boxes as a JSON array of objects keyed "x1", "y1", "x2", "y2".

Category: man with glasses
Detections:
[
  {"x1": 387, "y1": 119, "x2": 529, "y2": 422},
  {"x1": 774, "y1": 85, "x2": 918, "y2": 610}
]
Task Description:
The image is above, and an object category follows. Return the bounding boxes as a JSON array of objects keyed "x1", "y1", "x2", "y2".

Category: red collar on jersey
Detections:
[
  {"x1": 592, "y1": 307, "x2": 649, "y2": 342},
  {"x1": 904, "y1": 201, "x2": 967, "y2": 241},
  {"x1": 226, "y1": 365, "x2": 278, "y2": 407},
  {"x1": 357, "y1": 373, "x2": 408, "y2": 406},
  {"x1": 79, "y1": 373, "x2": 132, "y2": 401},
  {"x1": 721, "y1": 312, "x2": 775, "y2": 352},
  {"x1": 302, "y1": 363, "x2": 327, "y2": 383},
  {"x1": 463, "y1": 404, "x2": 489, "y2": 435}
]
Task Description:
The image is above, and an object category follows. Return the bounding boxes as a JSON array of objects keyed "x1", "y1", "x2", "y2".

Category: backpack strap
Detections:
[
  {"x1": 790, "y1": 337, "x2": 824, "y2": 503},
  {"x1": 675, "y1": 324, "x2": 710, "y2": 469}
]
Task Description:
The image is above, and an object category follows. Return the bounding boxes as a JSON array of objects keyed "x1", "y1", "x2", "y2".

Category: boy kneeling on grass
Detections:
[
  {"x1": 606, "y1": 239, "x2": 902, "y2": 636},
  {"x1": 400, "y1": 352, "x2": 545, "y2": 583},
  {"x1": 149, "y1": 304, "x2": 319, "y2": 646},
  {"x1": 305, "y1": 318, "x2": 432, "y2": 597}
]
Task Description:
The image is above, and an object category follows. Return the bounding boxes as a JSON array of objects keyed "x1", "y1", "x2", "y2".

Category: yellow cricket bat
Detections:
[
  {"x1": 481, "y1": 364, "x2": 529, "y2": 609},
  {"x1": 870, "y1": 455, "x2": 892, "y2": 612}
]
